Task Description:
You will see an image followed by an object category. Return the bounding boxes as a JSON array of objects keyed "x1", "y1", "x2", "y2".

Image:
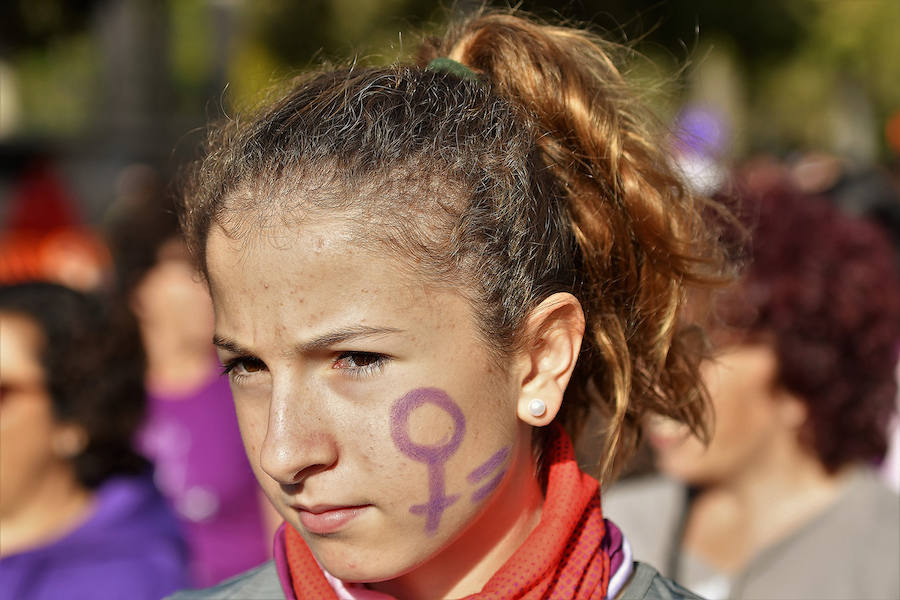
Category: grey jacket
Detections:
[
  {"x1": 603, "y1": 469, "x2": 900, "y2": 600},
  {"x1": 168, "y1": 560, "x2": 702, "y2": 599}
]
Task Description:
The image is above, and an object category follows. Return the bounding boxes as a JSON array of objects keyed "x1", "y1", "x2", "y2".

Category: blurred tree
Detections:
[
  {"x1": 515, "y1": 0, "x2": 816, "y2": 66},
  {"x1": 2, "y1": 0, "x2": 898, "y2": 158},
  {"x1": 0, "y1": 0, "x2": 101, "y2": 54},
  {"x1": 225, "y1": 0, "x2": 444, "y2": 108}
]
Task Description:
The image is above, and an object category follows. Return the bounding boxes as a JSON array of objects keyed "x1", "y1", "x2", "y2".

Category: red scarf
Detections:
[{"x1": 284, "y1": 426, "x2": 610, "y2": 599}]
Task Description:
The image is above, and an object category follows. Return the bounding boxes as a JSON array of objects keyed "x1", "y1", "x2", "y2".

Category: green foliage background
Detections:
[{"x1": 2, "y1": 0, "x2": 899, "y2": 158}]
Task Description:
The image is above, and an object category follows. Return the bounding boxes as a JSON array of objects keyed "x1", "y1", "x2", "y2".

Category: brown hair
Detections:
[
  {"x1": 181, "y1": 11, "x2": 728, "y2": 481},
  {"x1": 0, "y1": 282, "x2": 148, "y2": 488}
]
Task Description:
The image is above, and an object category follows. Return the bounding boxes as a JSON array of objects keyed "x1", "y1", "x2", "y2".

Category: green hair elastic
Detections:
[{"x1": 426, "y1": 57, "x2": 479, "y2": 81}]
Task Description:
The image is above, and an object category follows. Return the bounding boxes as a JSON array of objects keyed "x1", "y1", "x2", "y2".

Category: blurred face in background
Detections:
[
  {"x1": 647, "y1": 343, "x2": 801, "y2": 486},
  {"x1": 131, "y1": 237, "x2": 214, "y2": 346},
  {"x1": 0, "y1": 313, "x2": 76, "y2": 519}
]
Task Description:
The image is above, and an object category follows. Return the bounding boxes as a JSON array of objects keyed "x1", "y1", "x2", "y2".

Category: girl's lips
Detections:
[{"x1": 295, "y1": 505, "x2": 370, "y2": 535}]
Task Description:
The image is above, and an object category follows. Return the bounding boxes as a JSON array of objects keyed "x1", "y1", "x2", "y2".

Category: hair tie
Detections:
[{"x1": 426, "y1": 57, "x2": 478, "y2": 81}]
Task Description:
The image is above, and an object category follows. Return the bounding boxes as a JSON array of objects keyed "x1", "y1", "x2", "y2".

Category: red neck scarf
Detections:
[{"x1": 284, "y1": 426, "x2": 610, "y2": 599}]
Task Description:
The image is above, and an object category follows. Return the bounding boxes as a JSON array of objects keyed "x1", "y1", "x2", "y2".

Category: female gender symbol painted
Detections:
[{"x1": 390, "y1": 387, "x2": 466, "y2": 535}]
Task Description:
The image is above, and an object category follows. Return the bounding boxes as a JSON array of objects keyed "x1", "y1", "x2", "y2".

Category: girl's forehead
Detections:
[
  {"x1": 205, "y1": 218, "x2": 451, "y2": 307},
  {"x1": 204, "y1": 219, "x2": 493, "y2": 366},
  {"x1": 208, "y1": 196, "x2": 464, "y2": 285},
  {"x1": 205, "y1": 191, "x2": 482, "y2": 331}
]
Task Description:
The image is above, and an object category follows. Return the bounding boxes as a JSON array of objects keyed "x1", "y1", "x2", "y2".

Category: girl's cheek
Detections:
[
  {"x1": 234, "y1": 405, "x2": 267, "y2": 449},
  {"x1": 387, "y1": 387, "x2": 466, "y2": 535},
  {"x1": 384, "y1": 387, "x2": 512, "y2": 536}
]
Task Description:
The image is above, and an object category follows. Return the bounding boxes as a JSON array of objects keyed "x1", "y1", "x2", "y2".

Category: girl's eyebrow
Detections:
[
  {"x1": 295, "y1": 326, "x2": 402, "y2": 352},
  {"x1": 212, "y1": 326, "x2": 402, "y2": 356},
  {"x1": 212, "y1": 335, "x2": 247, "y2": 355}
]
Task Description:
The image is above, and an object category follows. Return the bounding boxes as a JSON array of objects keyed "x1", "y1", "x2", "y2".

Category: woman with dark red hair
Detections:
[{"x1": 605, "y1": 182, "x2": 900, "y2": 600}]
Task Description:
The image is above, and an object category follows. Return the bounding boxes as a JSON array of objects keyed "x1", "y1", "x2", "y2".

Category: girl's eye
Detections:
[
  {"x1": 333, "y1": 352, "x2": 388, "y2": 376},
  {"x1": 222, "y1": 356, "x2": 267, "y2": 381}
]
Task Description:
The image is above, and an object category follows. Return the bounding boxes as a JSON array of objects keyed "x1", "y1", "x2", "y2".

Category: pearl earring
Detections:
[{"x1": 528, "y1": 398, "x2": 547, "y2": 418}]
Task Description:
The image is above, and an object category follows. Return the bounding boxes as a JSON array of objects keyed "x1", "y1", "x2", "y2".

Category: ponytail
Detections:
[{"x1": 424, "y1": 13, "x2": 730, "y2": 480}]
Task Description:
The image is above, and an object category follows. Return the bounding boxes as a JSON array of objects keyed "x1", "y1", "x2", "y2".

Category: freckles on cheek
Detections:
[
  {"x1": 388, "y1": 388, "x2": 511, "y2": 536},
  {"x1": 233, "y1": 409, "x2": 268, "y2": 468}
]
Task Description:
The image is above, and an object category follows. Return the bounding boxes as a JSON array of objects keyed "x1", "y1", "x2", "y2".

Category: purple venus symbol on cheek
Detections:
[{"x1": 390, "y1": 388, "x2": 465, "y2": 535}]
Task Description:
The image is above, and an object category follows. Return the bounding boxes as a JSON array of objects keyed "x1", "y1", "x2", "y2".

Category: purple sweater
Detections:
[
  {"x1": 139, "y1": 370, "x2": 268, "y2": 587},
  {"x1": 0, "y1": 475, "x2": 188, "y2": 600}
]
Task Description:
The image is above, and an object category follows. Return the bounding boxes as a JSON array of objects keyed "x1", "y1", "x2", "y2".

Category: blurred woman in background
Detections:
[
  {"x1": 605, "y1": 183, "x2": 900, "y2": 600},
  {"x1": 105, "y1": 165, "x2": 275, "y2": 587},
  {"x1": 0, "y1": 281, "x2": 187, "y2": 600}
]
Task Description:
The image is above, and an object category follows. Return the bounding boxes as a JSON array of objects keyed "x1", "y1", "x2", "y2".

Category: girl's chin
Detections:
[
  {"x1": 314, "y1": 538, "x2": 432, "y2": 584},
  {"x1": 310, "y1": 509, "x2": 485, "y2": 585}
]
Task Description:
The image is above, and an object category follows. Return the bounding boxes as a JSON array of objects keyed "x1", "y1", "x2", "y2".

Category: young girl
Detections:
[{"x1": 170, "y1": 11, "x2": 724, "y2": 600}]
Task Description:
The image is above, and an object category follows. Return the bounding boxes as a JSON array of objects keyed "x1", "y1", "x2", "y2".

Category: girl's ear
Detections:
[{"x1": 514, "y1": 293, "x2": 585, "y2": 426}]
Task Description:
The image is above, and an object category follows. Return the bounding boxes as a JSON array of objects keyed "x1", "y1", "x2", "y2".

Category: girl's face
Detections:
[{"x1": 205, "y1": 216, "x2": 538, "y2": 583}]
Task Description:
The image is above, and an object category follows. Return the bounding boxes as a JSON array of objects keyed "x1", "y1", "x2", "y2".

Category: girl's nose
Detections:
[{"x1": 259, "y1": 389, "x2": 339, "y2": 485}]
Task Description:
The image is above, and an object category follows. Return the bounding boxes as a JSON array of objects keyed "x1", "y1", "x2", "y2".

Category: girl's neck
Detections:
[
  {"x1": 684, "y1": 437, "x2": 849, "y2": 573},
  {"x1": 0, "y1": 464, "x2": 94, "y2": 557},
  {"x1": 368, "y1": 438, "x2": 544, "y2": 599}
]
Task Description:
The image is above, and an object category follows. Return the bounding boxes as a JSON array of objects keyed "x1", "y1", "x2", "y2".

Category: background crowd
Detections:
[{"x1": 1, "y1": 2, "x2": 899, "y2": 599}]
